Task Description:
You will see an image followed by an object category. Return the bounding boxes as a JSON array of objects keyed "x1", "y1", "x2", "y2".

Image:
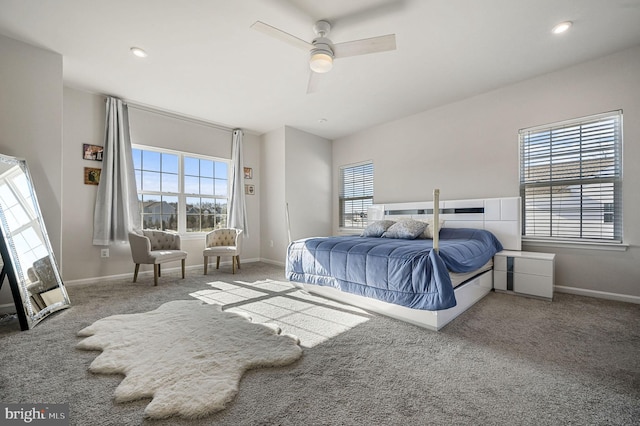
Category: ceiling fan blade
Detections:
[
  {"x1": 251, "y1": 21, "x2": 313, "y2": 51},
  {"x1": 333, "y1": 34, "x2": 396, "y2": 58},
  {"x1": 307, "y1": 70, "x2": 321, "y2": 94}
]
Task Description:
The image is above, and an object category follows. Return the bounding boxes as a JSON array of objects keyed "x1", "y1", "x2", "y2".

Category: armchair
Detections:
[
  {"x1": 26, "y1": 256, "x2": 60, "y2": 310},
  {"x1": 203, "y1": 228, "x2": 243, "y2": 274},
  {"x1": 128, "y1": 230, "x2": 188, "y2": 286}
]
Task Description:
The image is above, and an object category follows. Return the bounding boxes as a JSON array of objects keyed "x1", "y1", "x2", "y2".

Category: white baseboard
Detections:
[
  {"x1": 66, "y1": 271, "x2": 135, "y2": 286},
  {"x1": 555, "y1": 285, "x2": 640, "y2": 305},
  {"x1": 0, "y1": 303, "x2": 16, "y2": 315},
  {"x1": 259, "y1": 258, "x2": 285, "y2": 267},
  {"x1": 64, "y1": 258, "x2": 262, "y2": 286}
]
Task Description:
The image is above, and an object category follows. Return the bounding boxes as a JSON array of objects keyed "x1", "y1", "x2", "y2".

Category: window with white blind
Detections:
[
  {"x1": 519, "y1": 111, "x2": 622, "y2": 243},
  {"x1": 339, "y1": 162, "x2": 373, "y2": 229}
]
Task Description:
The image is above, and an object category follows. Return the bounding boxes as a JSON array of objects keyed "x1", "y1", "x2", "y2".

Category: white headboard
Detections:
[{"x1": 368, "y1": 196, "x2": 521, "y2": 251}]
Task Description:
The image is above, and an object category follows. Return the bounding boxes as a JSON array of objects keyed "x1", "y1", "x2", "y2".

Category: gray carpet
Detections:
[{"x1": 1, "y1": 262, "x2": 638, "y2": 425}]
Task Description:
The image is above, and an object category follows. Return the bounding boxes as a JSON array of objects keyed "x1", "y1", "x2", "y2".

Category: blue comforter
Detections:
[{"x1": 285, "y1": 228, "x2": 503, "y2": 311}]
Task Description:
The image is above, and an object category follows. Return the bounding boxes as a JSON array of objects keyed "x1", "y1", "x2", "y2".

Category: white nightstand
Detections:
[{"x1": 493, "y1": 250, "x2": 555, "y2": 300}]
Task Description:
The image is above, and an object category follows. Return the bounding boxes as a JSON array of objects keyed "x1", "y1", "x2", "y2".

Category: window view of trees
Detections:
[
  {"x1": 139, "y1": 195, "x2": 178, "y2": 231},
  {"x1": 132, "y1": 148, "x2": 229, "y2": 233},
  {"x1": 185, "y1": 197, "x2": 227, "y2": 232},
  {"x1": 184, "y1": 156, "x2": 227, "y2": 232}
]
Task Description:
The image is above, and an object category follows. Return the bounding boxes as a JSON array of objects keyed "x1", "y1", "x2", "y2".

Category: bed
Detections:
[{"x1": 285, "y1": 192, "x2": 521, "y2": 330}]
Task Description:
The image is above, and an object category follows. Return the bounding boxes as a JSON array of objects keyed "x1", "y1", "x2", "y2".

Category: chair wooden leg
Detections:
[
  {"x1": 181, "y1": 259, "x2": 185, "y2": 279},
  {"x1": 236, "y1": 256, "x2": 241, "y2": 270},
  {"x1": 158, "y1": 264, "x2": 161, "y2": 277},
  {"x1": 216, "y1": 256, "x2": 220, "y2": 270},
  {"x1": 154, "y1": 264, "x2": 159, "y2": 286},
  {"x1": 204, "y1": 256, "x2": 208, "y2": 275},
  {"x1": 133, "y1": 264, "x2": 140, "y2": 282}
]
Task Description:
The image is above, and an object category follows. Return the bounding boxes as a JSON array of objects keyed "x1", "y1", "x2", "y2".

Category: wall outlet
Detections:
[
  {"x1": 101, "y1": 248, "x2": 109, "y2": 258},
  {"x1": 270, "y1": 240, "x2": 274, "y2": 247}
]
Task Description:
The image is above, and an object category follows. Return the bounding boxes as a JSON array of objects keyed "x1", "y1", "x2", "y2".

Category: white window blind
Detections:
[
  {"x1": 519, "y1": 111, "x2": 622, "y2": 242},
  {"x1": 339, "y1": 162, "x2": 373, "y2": 229}
]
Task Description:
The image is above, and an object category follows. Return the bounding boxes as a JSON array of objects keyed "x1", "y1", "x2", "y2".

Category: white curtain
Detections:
[
  {"x1": 228, "y1": 129, "x2": 248, "y2": 237},
  {"x1": 92, "y1": 97, "x2": 141, "y2": 245}
]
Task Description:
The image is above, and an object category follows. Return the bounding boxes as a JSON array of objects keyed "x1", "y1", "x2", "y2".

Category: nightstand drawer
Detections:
[
  {"x1": 514, "y1": 273, "x2": 553, "y2": 299},
  {"x1": 513, "y1": 257, "x2": 553, "y2": 277}
]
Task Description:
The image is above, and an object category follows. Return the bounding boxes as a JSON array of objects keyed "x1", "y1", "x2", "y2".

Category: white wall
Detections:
[
  {"x1": 61, "y1": 87, "x2": 117, "y2": 280},
  {"x1": 260, "y1": 126, "x2": 332, "y2": 265},
  {"x1": 62, "y1": 87, "x2": 261, "y2": 281},
  {"x1": 260, "y1": 127, "x2": 287, "y2": 263},
  {"x1": 129, "y1": 108, "x2": 232, "y2": 159},
  {"x1": 285, "y1": 126, "x2": 332, "y2": 242},
  {"x1": 333, "y1": 45, "x2": 640, "y2": 299},
  {"x1": 0, "y1": 35, "x2": 63, "y2": 311}
]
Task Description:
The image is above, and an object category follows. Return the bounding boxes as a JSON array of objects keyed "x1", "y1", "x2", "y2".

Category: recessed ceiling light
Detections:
[
  {"x1": 552, "y1": 21, "x2": 572, "y2": 35},
  {"x1": 130, "y1": 47, "x2": 148, "y2": 58}
]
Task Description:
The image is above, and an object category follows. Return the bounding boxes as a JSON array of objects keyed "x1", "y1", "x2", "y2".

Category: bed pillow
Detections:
[
  {"x1": 361, "y1": 220, "x2": 396, "y2": 237},
  {"x1": 422, "y1": 218, "x2": 446, "y2": 239},
  {"x1": 382, "y1": 219, "x2": 427, "y2": 240}
]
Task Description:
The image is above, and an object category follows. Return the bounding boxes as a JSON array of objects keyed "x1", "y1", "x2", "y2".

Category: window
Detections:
[
  {"x1": 339, "y1": 162, "x2": 373, "y2": 229},
  {"x1": 519, "y1": 111, "x2": 622, "y2": 243},
  {"x1": 0, "y1": 168, "x2": 47, "y2": 276},
  {"x1": 132, "y1": 146, "x2": 229, "y2": 233}
]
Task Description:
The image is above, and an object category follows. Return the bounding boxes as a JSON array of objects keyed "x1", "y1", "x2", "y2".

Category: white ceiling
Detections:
[{"x1": 1, "y1": 0, "x2": 639, "y2": 140}]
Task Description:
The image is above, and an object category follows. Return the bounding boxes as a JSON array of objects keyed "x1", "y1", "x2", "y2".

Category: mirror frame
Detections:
[{"x1": 0, "y1": 153, "x2": 70, "y2": 330}]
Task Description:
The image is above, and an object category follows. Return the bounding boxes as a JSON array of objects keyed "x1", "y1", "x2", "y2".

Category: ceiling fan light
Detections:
[
  {"x1": 130, "y1": 47, "x2": 148, "y2": 58},
  {"x1": 552, "y1": 21, "x2": 572, "y2": 34},
  {"x1": 310, "y1": 52, "x2": 333, "y2": 73}
]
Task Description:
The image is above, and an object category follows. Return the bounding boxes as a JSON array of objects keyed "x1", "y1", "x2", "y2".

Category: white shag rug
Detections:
[{"x1": 76, "y1": 300, "x2": 303, "y2": 419}]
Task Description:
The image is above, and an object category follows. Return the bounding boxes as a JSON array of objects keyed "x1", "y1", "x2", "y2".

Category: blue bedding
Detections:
[{"x1": 285, "y1": 228, "x2": 503, "y2": 311}]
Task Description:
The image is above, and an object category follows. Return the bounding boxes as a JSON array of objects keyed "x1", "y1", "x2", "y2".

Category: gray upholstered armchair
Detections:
[
  {"x1": 128, "y1": 230, "x2": 188, "y2": 286},
  {"x1": 203, "y1": 228, "x2": 243, "y2": 274}
]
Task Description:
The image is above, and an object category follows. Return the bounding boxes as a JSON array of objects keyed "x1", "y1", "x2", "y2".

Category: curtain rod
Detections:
[
  {"x1": 67, "y1": 86, "x2": 243, "y2": 134},
  {"x1": 125, "y1": 101, "x2": 236, "y2": 133}
]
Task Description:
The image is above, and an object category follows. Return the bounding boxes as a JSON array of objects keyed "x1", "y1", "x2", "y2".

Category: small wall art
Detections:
[
  {"x1": 245, "y1": 184, "x2": 255, "y2": 195},
  {"x1": 83, "y1": 144, "x2": 104, "y2": 161},
  {"x1": 84, "y1": 167, "x2": 101, "y2": 185},
  {"x1": 244, "y1": 167, "x2": 253, "y2": 179}
]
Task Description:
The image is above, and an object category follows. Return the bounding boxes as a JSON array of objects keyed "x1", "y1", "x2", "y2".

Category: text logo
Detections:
[{"x1": 1, "y1": 404, "x2": 69, "y2": 425}]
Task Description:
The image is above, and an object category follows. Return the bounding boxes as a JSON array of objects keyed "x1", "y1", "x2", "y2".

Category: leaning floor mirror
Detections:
[{"x1": 0, "y1": 153, "x2": 70, "y2": 330}]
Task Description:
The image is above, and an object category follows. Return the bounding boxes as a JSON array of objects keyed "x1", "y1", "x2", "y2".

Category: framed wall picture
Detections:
[
  {"x1": 245, "y1": 184, "x2": 255, "y2": 195},
  {"x1": 84, "y1": 167, "x2": 101, "y2": 185},
  {"x1": 244, "y1": 167, "x2": 253, "y2": 179},
  {"x1": 83, "y1": 144, "x2": 104, "y2": 161}
]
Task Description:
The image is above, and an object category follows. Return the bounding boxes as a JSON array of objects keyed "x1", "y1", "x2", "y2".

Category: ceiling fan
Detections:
[{"x1": 251, "y1": 20, "x2": 396, "y2": 93}]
